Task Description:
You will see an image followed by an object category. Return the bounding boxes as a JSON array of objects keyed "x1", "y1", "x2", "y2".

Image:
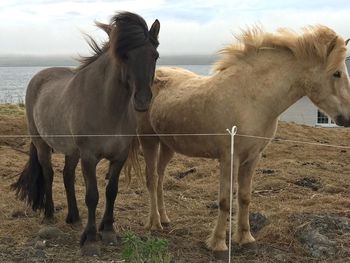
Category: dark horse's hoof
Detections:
[
  {"x1": 101, "y1": 230, "x2": 117, "y2": 245},
  {"x1": 65, "y1": 214, "x2": 81, "y2": 225},
  {"x1": 41, "y1": 216, "x2": 56, "y2": 225},
  {"x1": 81, "y1": 242, "x2": 101, "y2": 257}
]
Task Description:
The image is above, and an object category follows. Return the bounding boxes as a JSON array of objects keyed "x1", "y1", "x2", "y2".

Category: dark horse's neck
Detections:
[{"x1": 92, "y1": 52, "x2": 134, "y2": 116}]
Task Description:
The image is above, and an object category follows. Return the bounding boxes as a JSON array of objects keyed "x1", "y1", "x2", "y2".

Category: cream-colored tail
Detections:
[{"x1": 123, "y1": 137, "x2": 144, "y2": 186}]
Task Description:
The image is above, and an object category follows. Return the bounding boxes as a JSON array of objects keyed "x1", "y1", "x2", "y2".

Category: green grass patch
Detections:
[{"x1": 121, "y1": 232, "x2": 171, "y2": 263}]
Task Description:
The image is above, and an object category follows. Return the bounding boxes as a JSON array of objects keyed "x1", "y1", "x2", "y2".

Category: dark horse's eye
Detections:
[{"x1": 333, "y1": 71, "x2": 342, "y2": 78}]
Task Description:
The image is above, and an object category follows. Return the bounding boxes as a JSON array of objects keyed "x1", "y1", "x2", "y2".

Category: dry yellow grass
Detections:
[{"x1": 0, "y1": 106, "x2": 350, "y2": 262}]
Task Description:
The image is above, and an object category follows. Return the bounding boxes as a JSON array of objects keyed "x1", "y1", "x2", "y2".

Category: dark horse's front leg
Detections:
[
  {"x1": 63, "y1": 152, "x2": 80, "y2": 224},
  {"x1": 80, "y1": 155, "x2": 100, "y2": 256},
  {"x1": 99, "y1": 156, "x2": 127, "y2": 245}
]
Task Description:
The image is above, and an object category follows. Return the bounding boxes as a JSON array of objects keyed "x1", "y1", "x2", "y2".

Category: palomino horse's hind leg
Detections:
[
  {"x1": 33, "y1": 139, "x2": 55, "y2": 222},
  {"x1": 234, "y1": 155, "x2": 259, "y2": 245},
  {"x1": 80, "y1": 155, "x2": 100, "y2": 256},
  {"x1": 139, "y1": 136, "x2": 162, "y2": 230},
  {"x1": 63, "y1": 152, "x2": 80, "y2": 224},
  {"x1": 207, "y1": 157, "x2": 238, "y2": 251},
  {"x1": 157, "y1": 142, "x2": 174, "y2": 226},
  {"x1": 99, "y1": 155, "x2": 128, "y2": 245}
]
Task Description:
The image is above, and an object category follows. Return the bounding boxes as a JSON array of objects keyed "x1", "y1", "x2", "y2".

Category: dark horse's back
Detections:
[{"x1": 25, "y1": 67, "x2": 75, "y2": 132}]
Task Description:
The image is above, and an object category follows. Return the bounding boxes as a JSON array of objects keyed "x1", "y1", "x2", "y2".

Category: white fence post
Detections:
[{"x1": 226, "y1": 126, "x2": 237, "y2": 263}]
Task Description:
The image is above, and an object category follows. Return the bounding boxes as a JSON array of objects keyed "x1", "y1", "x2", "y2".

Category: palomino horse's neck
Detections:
[{"x1": 220, "y1": 51, "x2": 307, "y2": 120}]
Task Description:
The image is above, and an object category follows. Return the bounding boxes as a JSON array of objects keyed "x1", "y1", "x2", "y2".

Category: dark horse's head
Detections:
[{"x1": 110, "y1": 12, "x2": 160, "y2": 112}]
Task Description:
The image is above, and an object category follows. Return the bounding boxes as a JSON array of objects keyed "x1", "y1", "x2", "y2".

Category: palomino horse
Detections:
[
  {"x1": 134, "y1": 26, "x2": 350, "y2": 253},
  {"x1": 12, "y1": 12, "x2": 160, "y2": 255}
]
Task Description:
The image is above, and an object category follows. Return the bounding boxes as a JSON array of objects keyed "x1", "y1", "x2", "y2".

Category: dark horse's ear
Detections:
[
  {"x1": 327, "y1": 36, "x2": 337, "y2": 57},
  {"x1": 95, "y1": 21, "x2": 112, "y2": 37},
  {"x1": 149, "y1": 19, "x2": 160, "y2": 40},
  {"x1": 345, "y1": 39, "x2": 350, "y2": 46}
]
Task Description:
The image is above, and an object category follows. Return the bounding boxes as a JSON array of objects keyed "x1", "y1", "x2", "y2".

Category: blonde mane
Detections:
[{"x1": 214, "y1": 25, "x2": 347, "y2": 74}]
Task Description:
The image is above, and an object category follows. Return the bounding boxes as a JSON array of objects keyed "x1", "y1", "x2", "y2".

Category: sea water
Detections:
[{"x1": 0, "y1": 65, "x2": 212, "y2": 103}]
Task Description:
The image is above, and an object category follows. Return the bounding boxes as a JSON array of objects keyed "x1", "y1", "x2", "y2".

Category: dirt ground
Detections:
[{"x1": 0, "y1": 104, "x2": 350, "y2": 263}]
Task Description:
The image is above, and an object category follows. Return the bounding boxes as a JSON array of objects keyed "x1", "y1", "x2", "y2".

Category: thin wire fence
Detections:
[{"x1": 1, "y1": 132, "x2": 350, "y2": 150}]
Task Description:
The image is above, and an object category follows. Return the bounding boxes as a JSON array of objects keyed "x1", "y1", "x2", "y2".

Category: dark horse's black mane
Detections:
[{"x1": 77, "y1": 11, "x2": 159, "y2": 70}]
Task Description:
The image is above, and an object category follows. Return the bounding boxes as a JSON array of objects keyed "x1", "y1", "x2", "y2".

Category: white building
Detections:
[{"x1": 280, "y1": 57, "x2": 350, "y2": 127}]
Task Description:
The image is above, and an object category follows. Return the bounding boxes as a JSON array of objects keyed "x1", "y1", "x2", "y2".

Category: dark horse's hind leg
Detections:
[
  {"x1": 80, "y1": 155, "x2": 100, "y2": 256},
  {"x1": 33, "y1": 139, "x2": 55, "y2": 222},
  {"x1": 99, "y1": 156, "x2": 127, "y2": 245},
  {"x1": 63, "y1": 152, "x2": 80, "y2": 224}
]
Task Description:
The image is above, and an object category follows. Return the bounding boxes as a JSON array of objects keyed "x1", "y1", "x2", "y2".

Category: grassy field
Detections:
[{"x1": 0, "y1": 104, "x2": 350, "y2": 262}]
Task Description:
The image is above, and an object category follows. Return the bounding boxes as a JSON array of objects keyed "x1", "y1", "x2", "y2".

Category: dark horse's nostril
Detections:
[
  {"x1": 134, "y1": 89, "x2": 152, "y2": 112},
  {"x1": 133, "y1": 95, "x2": 150, "y2": 112}
]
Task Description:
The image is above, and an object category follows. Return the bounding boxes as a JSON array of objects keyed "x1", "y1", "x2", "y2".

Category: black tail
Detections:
[{"x1": 11, "y1": 142, "x2": 45, "y2": 211}]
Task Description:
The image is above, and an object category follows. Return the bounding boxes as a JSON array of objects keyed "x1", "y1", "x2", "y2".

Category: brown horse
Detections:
[
  {"x1": 134, "y1": 26, "x2": 350, "y2": 253},
  {"x1": 12, "y1": 12, "x2": 160, "y2": 255}
]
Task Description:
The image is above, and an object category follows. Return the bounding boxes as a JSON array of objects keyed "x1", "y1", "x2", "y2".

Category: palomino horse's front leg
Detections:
[
  {"x1": 80, "y1": 155, "x2": 100, "y2": 256},
  {"x1": 234, "y1": 156, "x2": 259, "y2": 244},
  {"x1": 156, "y1": 143, "x2": 174, "y2": 225},
  {"x1": 99, "y1": 156, "x2": 127, "y2": 245},
  {"x1": 207, "y1": 157, "x2": 238, "y2": 251},
  {"x1": 139, "y1": 136, "x2": 162, "y2": 230}
]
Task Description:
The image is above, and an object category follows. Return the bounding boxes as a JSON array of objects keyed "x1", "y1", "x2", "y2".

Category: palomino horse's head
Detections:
[
  {"x1": 303, "y1": 28, "x2": 350, "y2": 126},
  {"x1": 110, "y1": 12, "x2": 160, "y2": 112}
]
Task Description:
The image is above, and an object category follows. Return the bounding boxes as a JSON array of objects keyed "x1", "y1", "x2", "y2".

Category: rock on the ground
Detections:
[
  {"x1": 296, "y1": 227, "x2": 337, "y2": 259},
  {"x1": 37, "y1": 226, "x2": 63, "y2": 239},
  {"x1": 250, "y1": 212, "x2": 270, "y2": 234},
  {"x1": 294, "y1": 214, "x2": 350, "y2": 260},
  {"x1": 294, "y1": 177, "x2": 321, "y2": 191}
]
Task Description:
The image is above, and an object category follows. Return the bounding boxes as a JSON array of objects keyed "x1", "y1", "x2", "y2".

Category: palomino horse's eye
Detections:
[{"x1": 333, "y1": 71, "x2": 342, "y2": 78}]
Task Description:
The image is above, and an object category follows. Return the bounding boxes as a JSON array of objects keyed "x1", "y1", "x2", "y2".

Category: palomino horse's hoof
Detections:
[
  {"x1": 213, "y1": 250, "x2": 229, "y2": 260},
  {"x1": 161, "y1": 222, "x2": 171, "y2": 228},
  {"x1": 145, "y1": 221, "x2": 163, "y2": 231},
  {"x1": 239, "y1": 241, "x2": 258, "y2": 250}
]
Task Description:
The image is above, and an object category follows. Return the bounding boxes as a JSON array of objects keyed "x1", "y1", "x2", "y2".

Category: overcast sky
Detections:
[{"x1": 1, "y1": 0, "x2": 350, "y2": 56}]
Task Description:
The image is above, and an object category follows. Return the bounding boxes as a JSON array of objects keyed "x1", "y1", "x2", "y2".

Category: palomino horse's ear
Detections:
[
  {"x1": 346, "y1": 39, "x2": 350, "y2": 46},
  {"x1": 149, "y1": 19, "x2": 160, "y2": 40},
  {"x1": 327, "y1": 36, "x2": 338, "y2": 57}
]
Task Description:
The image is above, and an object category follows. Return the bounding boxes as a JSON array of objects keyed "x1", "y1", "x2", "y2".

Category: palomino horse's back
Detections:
[{"x1": 152, "y1": 67, "x2": 205, "y2": 94}]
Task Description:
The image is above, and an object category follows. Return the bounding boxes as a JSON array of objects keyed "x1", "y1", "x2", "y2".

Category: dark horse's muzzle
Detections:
[{"x1": 133, "y1": 90, "x2": 152, "y2": 112}]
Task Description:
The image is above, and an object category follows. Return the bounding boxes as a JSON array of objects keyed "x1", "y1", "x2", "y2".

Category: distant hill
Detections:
[
  {"x1": 1, "y1": 54, "x2": 349, "y2": 68},
  {"x1": 0, "y1": 54, "x2": 217, "y2": 67},
  {"x1": 0, "y1": 56, "x2": 79, "y2": 67}
]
